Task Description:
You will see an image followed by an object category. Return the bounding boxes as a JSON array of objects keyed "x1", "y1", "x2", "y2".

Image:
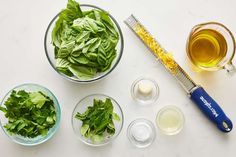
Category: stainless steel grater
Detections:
[{"x1": 125, "y1": 14, "x2": 233, "y2": 132}]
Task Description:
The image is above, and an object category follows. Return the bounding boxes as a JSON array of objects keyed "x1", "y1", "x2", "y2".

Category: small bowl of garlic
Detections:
[{"x1": 131, "y1": 77, "x2": 159, "y2": 105}]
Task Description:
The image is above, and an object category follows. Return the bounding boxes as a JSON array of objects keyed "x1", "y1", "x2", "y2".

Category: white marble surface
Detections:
[{"x1": 0, "y1": 0, "x2": 236, "y2": 156}]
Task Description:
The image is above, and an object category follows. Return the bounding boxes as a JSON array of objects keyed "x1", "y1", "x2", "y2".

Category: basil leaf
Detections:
[
  {"x1": 100, "y1": 11, "x2": 114, "y2": 26},
  {"x1": 52, "y1": 18, "x2": 64, "y2": 47},
  {"x1": 71, "y1": 54, "x2": 89, "y2": 64},
  {"x1": 68, "y1": 65, "x2": 96, "y2": 79},
  {"x1": 76, "y1": 31, "x2": 90, "y2": 43},
  {"x1": 59, "y1": 0, "x2": 83, "y2": 22},
  {"x1": 51, "y1": 0, "x2": 119, "y2": 79},
  {"x1": 75, "y1": 98, "x2": 120, "y2": 142},
  {"x1": 56, "y1": 58, "x2": 71, "y2": 68},
  {"x1": 72, "y1": 17, "x2": 98, "y2": 34},
  {"x1": 97, "y1": 45, "x2": 107, "y2": 66},
  {"x1": 80, "y1": 124, "x2": 89, "y2": 136}
]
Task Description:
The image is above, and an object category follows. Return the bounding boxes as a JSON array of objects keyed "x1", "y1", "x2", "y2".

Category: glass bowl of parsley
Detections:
[
  {"x1": 0, "y1": 84, "x2": 61, "y2": 146},
  {"x1": 44, "y1": 0, "x2": 124, "y2": 83},
  {"x1": 71, "y1": 94, "x2": 124, "y2": 146}
]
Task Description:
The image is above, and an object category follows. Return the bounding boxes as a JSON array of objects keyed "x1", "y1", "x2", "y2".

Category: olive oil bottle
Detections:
[{"x1": 187, "y1": 29, "x2": 227, "y2": 68}]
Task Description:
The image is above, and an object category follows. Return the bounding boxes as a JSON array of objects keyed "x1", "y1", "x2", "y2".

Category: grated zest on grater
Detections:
[{"x1": 124, "y1": 15, "x2": 196, "y2": 93}]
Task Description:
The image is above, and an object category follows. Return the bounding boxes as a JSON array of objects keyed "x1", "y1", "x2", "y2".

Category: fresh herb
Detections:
[
  {"x1": 75, "y1": 98, "x2": 120, "y2": 142},
  {"x1": 0, "y1": 90, "x2": 57, "y2": 138},
  {"x1": 52, "y1": 0, "x2": 119, "y2": 79}
]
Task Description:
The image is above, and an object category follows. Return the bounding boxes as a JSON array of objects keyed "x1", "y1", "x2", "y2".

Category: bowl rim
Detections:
[
  {"x1": 0, "y1": 83, "x2": 61, "y2": 146},
  {"x1": 44, "y1": 4, "x2": 124, "y2": 83},
  {"x1": 71, "y1": 93, "x2": 124, "y2": 146}
]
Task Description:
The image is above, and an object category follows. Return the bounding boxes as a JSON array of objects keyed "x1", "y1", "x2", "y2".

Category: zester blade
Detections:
[{"x1": 124, "y1": 14, "x2": 197, "y2": 93}]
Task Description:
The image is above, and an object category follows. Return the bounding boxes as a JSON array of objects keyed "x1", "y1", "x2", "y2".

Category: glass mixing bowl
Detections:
[
  {"x1": 71, "y1": 94, "x2": 124, "y2": 146},
  {"x1": 44, "y1": 4, "x2": 124, "y2": 83},
  {"x1": 0, "y1": 83, "x2": 61, "y2": 146}
]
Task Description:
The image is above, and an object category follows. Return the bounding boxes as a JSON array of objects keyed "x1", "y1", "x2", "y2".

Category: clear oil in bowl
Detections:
[{"x1": 188, "y1": 29, "x2": 227, "y2": 69}]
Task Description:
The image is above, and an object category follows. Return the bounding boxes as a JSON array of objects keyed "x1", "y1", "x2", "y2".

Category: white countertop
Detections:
[{"x1": 0, "y1": 0, "x2": 236, "y2": 157}]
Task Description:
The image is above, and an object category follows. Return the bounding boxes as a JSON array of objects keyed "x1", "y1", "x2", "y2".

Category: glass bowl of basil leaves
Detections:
[
  {"x1": 0, "y1": 84, "x2": 61, "y2": 146},
  {"x1": 44, "y1": 1, "x2": 124, "y2": 83},
  {"x1": 71, "y1": 94, "x2": 124, "y2": 146}
]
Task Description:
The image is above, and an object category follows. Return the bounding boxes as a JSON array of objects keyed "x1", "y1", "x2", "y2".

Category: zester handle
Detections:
[{"x1": 190, "y1": 87, "x2": 233, "y2": 132}]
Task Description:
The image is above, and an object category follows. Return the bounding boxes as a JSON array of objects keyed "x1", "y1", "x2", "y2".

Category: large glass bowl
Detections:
[
  {"x1": 0, "y1": 84, "x2": 61, "y2": 146},
  {"x1": 44, "y1": 4, "x2": 124, "y2": 83},
  {"x1": 71, "y1": 94, "x2": 124, "y2": 146}
]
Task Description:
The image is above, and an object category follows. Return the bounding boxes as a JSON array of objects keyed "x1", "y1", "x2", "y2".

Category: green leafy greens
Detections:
[
  {"x1": 75, "y1": 98, "x2": 120, "y2": 142},
  {"x1": 0, "y1": 90, "x2": 57, "y2": 138},
  {"x1": 52, "y1": 0, "x2": 119, "y2": 79}
]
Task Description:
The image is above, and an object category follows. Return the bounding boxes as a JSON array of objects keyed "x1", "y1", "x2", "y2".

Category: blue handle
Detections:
[{"x1": 190, "y1": 87, "x2": 233, "y2": 132}]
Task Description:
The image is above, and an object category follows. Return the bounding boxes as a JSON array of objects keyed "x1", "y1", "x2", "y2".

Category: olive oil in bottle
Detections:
[{"x1": 187, "y1": 29, "x2": 227, "y2": 68}]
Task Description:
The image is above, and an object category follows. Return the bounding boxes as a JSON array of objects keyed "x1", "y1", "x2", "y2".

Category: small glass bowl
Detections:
[
  {"x1": 156, "y1": 105, "x2": 185, "y2": 135},
  {"x1": 71, "y1": 94, "x2": 124, "y2": 146},
  {"x1": 44, "y1": 4, "x2": 124, "y2": 83},
  {"x1": 0, "y1": 84, "x2": 61, "y2": 146},
  {"x1": 127, "y1": 118, "x2": 156, "y2": 148},
  {"x1": 131, "y1": 77, "x2": 159, "y2": 105}
]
